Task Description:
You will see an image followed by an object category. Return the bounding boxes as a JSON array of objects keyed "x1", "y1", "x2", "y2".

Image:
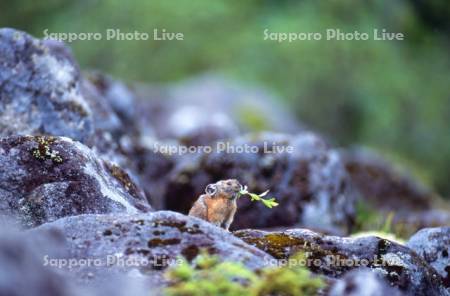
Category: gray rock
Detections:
[
  {"x1": 84, "y1": 71, "x2": 138, "y2": 128},
  {"x1": 328, "y1": 269, "x2": 404, "y2": 296},
  {"x1": 80, "y1": 73, "x2": 150, "y2": 196},
  {"x1": 80, "y1": 77, "x2": 122, "y2": 138},
  {"x1": 0, "y1": 28, "x2": 93, "y2": 143},
  {"x1": 79, "y1": 76, "x2": 132, "y2": 166},
  {"x1": 0, "y1": 29, "x2": 136, "y2": 170},
  {"x1": 234, "y1": 228, "x2": 448, "y2": 296},
  {"x1": 0, "y1": 225, "x2": 75, "y2": 296},
  {"x1": 407, "y1": 227, "x2": 450, "y2": 288},
  {"x1": 135, "y1": 98, "x2": 239, "y2": 147},
  {"x1": 29, "y1": 211, "x2": 273, "y2": 288},
  {"x1": 134, "y1": 74, "x2": 303, "y2": 146},
  {"x1": 0, "y1": 135, "x2": 151, "y2": 228},
  {"x1": 393, "y1": 210, "x2": 450, "y2": 238},
  {"x1": 166, "y1": 75, "x2": 302, "y2": 134},
  {"x1": 0, "y1": 223, "x2": 152, "y2": 296}
]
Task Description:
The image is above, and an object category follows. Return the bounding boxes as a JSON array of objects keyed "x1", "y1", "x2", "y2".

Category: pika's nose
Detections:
[{"x1": 232, "y1": 183, "x2": 242, "y2": 192}]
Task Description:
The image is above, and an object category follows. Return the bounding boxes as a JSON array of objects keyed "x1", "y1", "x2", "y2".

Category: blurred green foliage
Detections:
[
  {"x1": 1, "y1": 0, "x2": 449, "y2": 196},
  {"x1": 165, "y1": 252, "x2": 324, "y2": 296}
]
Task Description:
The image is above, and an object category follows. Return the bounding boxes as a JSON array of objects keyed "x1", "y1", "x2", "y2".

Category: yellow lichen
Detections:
[{"x1": 31, "y1": 136, "x2": 63, "y2": 164}]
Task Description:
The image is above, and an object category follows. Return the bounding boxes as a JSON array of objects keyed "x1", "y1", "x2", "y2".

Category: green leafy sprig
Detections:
[{"x1": 238, "y1": 186, "x2": 279, "y2": 208}]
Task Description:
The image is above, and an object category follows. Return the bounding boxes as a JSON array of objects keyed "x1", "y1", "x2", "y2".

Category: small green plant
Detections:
[
  {"x1": 252, "y1": 252, "x2": 325, "y2": 296},
  {"x1": 352, "y1": 201, "x2": 405, "y2": 243},
  {"x1": 380, "y1": 211, "x2": 394, "y2": 234},
  {"x1": 238, "y1": 186, "x2": 279, "y2": 208},
  {"x1": 164, "y1": 252, "x2": 324, "y2": 296},
  {"x1": 165, "y1": 253, "x2": 256, "y2": 296}
]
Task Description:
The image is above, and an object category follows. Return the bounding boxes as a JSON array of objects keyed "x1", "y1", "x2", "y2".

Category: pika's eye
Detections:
[{"x1": 205, "y1": 184, "x2": 217, "y2": 196}]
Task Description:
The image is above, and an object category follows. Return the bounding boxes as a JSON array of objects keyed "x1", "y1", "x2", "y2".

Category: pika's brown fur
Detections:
[{"x1": 188, "y1": 179, "x2": 242, "y2": 230}]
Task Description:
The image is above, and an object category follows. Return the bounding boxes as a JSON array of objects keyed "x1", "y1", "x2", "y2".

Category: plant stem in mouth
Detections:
[{"x1": 238, "y1": 186, "x2": 279, "y2": 208}]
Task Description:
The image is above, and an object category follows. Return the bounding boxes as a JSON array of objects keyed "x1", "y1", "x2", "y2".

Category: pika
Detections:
[{"x1": 188, "y1": 179, "x2": 242, "y2": 230}]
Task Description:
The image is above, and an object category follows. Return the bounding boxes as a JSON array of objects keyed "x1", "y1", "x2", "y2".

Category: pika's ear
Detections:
[{"x1": 205, "y1": 184, "x2": 217, "y2": 196}]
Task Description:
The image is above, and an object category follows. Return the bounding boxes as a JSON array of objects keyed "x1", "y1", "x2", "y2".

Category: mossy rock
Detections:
[
  {"x1": 0, "y1": 135, "x2": 151, "y2": 228},
  {"x1": 234, "y1": 228, "x2": 448, "y2": 296}
]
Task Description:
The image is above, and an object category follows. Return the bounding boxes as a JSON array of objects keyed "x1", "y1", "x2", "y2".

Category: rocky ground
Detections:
[{"x1": 0, "y1": 28, "x2": 449, "y2": 296}]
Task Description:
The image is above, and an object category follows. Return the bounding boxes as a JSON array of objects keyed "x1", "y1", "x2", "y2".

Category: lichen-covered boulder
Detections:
[
  {"x1": 407, "y1": 227, "x2": 450, "y2": 288},
  {"x1": 0, "y1": 28, "x2": 93, "y2": 143},
  {"x1": 164, "y1": 132, "x2": 357, "y2": 233},
  {"x1": 234, "y1": 228, "x2": 448, "y2": 296},
  {"x1": 0, "y1": 28, "x2": 152, "y2": 217},
  {"x1": 0, "y1": 29, "x2": 136, "y2": 166},
  {"x1": 0, "y1": 135, "x2": 151, "y2": 228},
  {"x1": 341, "y1": 148, "x2": 434, "y2": 212},
  {"x1": 328, "y1": 269, "x2": 404, "y2": 296},
  {"x1": 28, "y1": 211, "x2": 273, "y2": 288}
]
